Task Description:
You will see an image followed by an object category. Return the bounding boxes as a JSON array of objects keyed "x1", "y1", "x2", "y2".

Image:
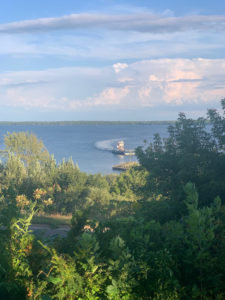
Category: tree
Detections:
[
  {"x1": 3, "y1": 132, "x2": 50, "y2": 167},
  {"x1": 1, "y1": 154, "x2": 27, "y2": 187},
  {"x1": 208, "y1": 98, "x2": 225, "y2": 149},
  {"x1": 136, "y1": 100, "x2": 225, "y2": 206}
]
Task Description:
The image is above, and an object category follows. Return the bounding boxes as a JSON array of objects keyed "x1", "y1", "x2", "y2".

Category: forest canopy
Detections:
[{"x1": 0, "y1": 99, "x2": 225, "y2": 299}]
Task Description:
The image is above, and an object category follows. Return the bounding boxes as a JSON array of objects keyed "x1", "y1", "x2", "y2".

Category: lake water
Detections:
[{"x1": 0, "y1": 124, "x2": 169, "y2": 174}]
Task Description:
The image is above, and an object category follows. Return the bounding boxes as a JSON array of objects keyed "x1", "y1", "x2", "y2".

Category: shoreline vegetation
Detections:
[
  {"x1": 112, "y1": 161, "x2": 139, "y2": 171},
  {"x1": 0, "y1": 99, "x2": 225, "y2": 298},
  {"x1": 0, "y1": 120, "x2": 175, "y2": 126}
]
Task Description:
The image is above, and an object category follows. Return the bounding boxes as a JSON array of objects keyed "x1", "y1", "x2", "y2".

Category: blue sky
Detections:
[{"x1": 0, "y1": 0, "x2": 225, "y2": 120}]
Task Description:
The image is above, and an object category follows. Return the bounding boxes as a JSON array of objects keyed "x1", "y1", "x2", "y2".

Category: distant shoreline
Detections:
[{"x1": 0, "y1": 121, "x2": 175, "y2": 126}]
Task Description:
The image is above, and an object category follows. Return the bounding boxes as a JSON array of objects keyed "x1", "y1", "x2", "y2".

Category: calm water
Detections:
[{"x1": 0, "y1": 124, "x2": 169, "y2": 174}]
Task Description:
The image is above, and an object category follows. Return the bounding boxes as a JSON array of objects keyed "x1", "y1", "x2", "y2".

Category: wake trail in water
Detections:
[{"x1": 95, "y1": 138, "x2": 124, "y2": 152}]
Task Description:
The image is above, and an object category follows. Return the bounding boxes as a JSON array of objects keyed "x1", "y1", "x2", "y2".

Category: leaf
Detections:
[
  {"x1": 106, "y1": 284, "x2": 118, "y2": 297},
  {"x1": 41, "y1": 295, "x2": 52, "y2": 300},
  {"x1": 47, "y1": 276, "x2": 61, "y2": 285}
]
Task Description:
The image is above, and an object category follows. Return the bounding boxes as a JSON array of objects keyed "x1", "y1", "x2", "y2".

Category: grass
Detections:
[
  {"x1": 112, "y1": 161, "x2": 139, "y2": 171},
  {"x1": 32, "y1": 213, "x2": 72, "y2": 228}
]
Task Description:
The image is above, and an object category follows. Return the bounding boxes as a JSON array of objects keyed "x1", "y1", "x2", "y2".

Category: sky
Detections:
[{"x1": 0, "y1": 0, "x2": 225, "y2": 121}]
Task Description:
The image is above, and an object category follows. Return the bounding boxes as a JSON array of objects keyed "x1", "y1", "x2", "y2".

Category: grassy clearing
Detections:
[
  {"x1": 112, "y1": 161, "x2": 139, "y2": 171},
  {"x1": 32, "y1": 213, "x2": 72, "y2": 228}
]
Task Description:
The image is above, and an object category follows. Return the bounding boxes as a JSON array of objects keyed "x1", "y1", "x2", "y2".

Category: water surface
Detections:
[{"x1": 0, "y1": 124, "x2": 169, "y2": 174}]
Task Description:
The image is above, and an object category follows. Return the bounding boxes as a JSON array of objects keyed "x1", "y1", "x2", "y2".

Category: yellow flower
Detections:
[
  {"x1": 43, "y1": 198, "x2": 53, "y2": 206},
  {"x1": 16, "y1": 195, "x2": 29, "y2": 208},
  {"x1": 33, "y1": 188, "x2": 47, "y2": 200}
]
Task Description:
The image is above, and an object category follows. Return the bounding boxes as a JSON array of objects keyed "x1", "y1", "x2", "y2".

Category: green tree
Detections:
[
  {"x1": 1, "y1": 154, "x2": 27, "y2": 188},
  {"x1": 136, "y1": 100, "x2": 225, "y2": 206},
  {"x1": 4, "y1": 131, "x2": 50, "y2": 167},
  {"x1": 208, "y1": 98, "x2": 225, "y2": 149}
]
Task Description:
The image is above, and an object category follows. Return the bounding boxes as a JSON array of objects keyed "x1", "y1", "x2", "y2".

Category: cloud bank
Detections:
[
  {"x1": 0, "y1": 58, "x2": 224, "y2": 117},
  {"x1": 0, "y1": 13, "x2": 225, "y2": 34}
]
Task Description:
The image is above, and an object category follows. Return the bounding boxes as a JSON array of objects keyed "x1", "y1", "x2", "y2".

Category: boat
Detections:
[
  {"x1": 112, "y1": 140, "x2": 125, "y2": 155},
  {"x1": 112, "y1": 141, "x2": 135, "y2": 156}
]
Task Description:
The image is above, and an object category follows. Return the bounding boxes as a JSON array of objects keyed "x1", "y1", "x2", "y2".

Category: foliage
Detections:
[
  {"x1": 0, "y1": 202, "x2": 36, "y2": 298},
  {"x1": 136, "y1": 101, "x2": 225, "y2": 206},
  {"x1": 4, "y1": 131, "x2": 50, "y2": 167},
  {"x1": 0, "y1": 100, "x2": 225, "y2": 299}
]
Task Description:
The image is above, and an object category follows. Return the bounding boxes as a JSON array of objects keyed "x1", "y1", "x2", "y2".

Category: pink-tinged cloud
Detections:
[
  {"x1": 91, "y1": 86, "x2": 130, "y2": 105},
  {"x1": 0, "y1": 58, "x2": 224, "y2": 113}
]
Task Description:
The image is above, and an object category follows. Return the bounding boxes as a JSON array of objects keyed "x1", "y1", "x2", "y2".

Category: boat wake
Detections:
[{"x1": 95, "y1": 138, "x2": 123, "y2": 152}]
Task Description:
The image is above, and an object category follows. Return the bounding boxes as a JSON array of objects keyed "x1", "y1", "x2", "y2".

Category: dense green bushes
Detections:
[{"x1": 0, "y1": 100, "x2": 225, "y2": 299}]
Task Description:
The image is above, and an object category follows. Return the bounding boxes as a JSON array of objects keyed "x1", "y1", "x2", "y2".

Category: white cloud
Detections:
[
  {"x1": 90, "y1": 86, "x2": 130, "y2": 105},
  {"x1": 0, "y1": 58, "x2": 224, "y2": 114},
  {"x1": 0, "y1": 13, "x2": 225, "y2": 34},
  {"x1": 113, "y1": 63, "x2": 128, "y2": 73},
  {"x1": 0, "y1": 21, "x2": 224, "y2": 62}
]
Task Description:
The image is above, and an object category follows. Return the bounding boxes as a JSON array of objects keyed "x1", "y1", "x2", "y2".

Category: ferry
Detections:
[{"x1": 112, "y1": 140, "x2": 135, "y2": 156}]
